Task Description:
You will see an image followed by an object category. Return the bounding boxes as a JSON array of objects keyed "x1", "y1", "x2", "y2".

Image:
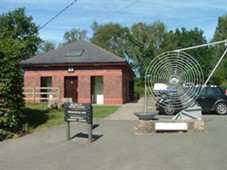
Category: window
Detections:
[{"x1": 65, "y1": 49, "x2": 84, "y2": 57}]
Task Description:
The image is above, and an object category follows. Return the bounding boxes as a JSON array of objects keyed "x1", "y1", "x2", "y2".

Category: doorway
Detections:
[
  {"x1": 91, "y1": 76, "x2": 103, "y2": 104},
  {"x1": 64, "y1": 77, "x2": 78, "y2": 102},
  {"x1": 40, "y1": 77, "x2": 52, "y2": 101}
]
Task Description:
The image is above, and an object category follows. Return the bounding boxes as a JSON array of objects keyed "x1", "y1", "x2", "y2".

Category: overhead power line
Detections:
[
  {"x1": 38, "y1": 0, "x2": 78, "y2": 31},
  {"x1": 99, "y1": 0, "x2": 141, "y2": 22}
]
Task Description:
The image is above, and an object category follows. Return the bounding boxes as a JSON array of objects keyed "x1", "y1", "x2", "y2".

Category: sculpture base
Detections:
[{"x1": 133, "y1": 119, "x2": 205, "y2": 134}]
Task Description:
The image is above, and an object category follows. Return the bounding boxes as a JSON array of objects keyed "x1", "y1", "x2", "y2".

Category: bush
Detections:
[
  {"x1": 0, "y1": 8, "x2": 41, "y2": 141},
  {"x1": 0, "y1": 39, "x2": 25, "y2": 141}
]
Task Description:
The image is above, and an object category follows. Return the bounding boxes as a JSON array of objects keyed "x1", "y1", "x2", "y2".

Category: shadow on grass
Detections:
[{"x1": 21, "y1": 107, "x2": 49, "y2": 129}]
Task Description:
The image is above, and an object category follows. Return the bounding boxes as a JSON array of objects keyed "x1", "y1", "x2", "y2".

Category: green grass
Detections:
[
  {"x1": 21, "y1": 103, "x2": 64, "y2": 132},
  {"x1": 22, "y1": 103, "x2": 119, "y2": 132},
  {"x1": 93, "y1": 105, "x2": 120, "y2": 118}
]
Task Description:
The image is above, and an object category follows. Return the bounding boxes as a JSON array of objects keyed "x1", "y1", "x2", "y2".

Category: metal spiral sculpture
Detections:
[{"x1": 146, "y1": 51, "x2": 204, "y2": 111}]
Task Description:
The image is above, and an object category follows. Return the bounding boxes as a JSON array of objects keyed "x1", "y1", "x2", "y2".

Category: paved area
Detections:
[
  {"x1": 1, "y1": 100, "x2": 227, "y2": 170},
  {"x1": 105, "y1": 98, "x2": 156, "y2": 120},
  {"x1": 105, "y1": 98, "x2": 144, "y2": 120}
]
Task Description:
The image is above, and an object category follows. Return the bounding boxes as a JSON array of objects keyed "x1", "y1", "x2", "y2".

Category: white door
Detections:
[{"x1": 95, "y1": 77, "x2": 103, "y2": 104}]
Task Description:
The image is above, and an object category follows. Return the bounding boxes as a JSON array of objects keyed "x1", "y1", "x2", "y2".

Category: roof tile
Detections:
[{"x1": 21, "y1": 40, "x2": 125, "y2": 65}]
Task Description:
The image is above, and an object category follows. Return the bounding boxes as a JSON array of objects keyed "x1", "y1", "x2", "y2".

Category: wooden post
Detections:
[{"x1": 66, "y1": 121, "x2": 70, "y2": 140}]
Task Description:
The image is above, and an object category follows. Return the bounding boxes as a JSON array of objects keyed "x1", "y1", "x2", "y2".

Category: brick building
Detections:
[{"x1": 21, "y1": 40, "x2": 134, "y2": 104}]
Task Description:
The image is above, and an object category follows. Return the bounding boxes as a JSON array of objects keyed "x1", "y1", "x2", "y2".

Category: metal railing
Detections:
[{"x1": 23, "y1": 87, "x2": 60, "y2": 102}]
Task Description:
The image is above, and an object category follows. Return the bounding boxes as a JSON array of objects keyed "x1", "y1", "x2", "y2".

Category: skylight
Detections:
[{"x1": 65, "y1": 49, "x2": 83, "y2": 57}]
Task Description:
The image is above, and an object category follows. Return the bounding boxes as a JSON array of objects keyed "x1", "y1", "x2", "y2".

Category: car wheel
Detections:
[
  {"x1": 215, "y1": 102, "x2": 227, "y2": 115},
  {"x1": 163, "y1": 102, "x2": 176, "y2": 115}
]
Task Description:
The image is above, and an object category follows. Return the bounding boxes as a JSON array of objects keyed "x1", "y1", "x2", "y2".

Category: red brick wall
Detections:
[
  {"x1": 78, "y1": 75, "x2": 91, "y2": 103},
  {"x1": 104, "y1": 71, "x2": 123, "y2": 104},
  {"x1": 52, "y1": 73, "x2": 64, "y2": 102},
  {"x1": 24, "y1": 72, "x2": 40, "y2": 87},
  {"x1": 23, "y1": 65, "x2": 133, "y2": 104},
  {"x1": 23, "y1": 71, "x2": 40, "y2": 102}
]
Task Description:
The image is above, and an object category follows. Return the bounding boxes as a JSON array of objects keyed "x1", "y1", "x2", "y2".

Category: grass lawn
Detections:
[
  {"x1": 22, "y1": 103, "x2": 119, "y2": 132},
  {"x1": 93, "y1": 105, "x2": 120, "y2": 118}
]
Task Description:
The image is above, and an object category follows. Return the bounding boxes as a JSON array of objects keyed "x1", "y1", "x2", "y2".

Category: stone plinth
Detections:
[{"x1": 134, "y1": 119, "x2": 205, "y2": 134}]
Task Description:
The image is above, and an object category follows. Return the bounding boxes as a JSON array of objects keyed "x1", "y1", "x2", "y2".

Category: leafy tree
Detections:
[
  {"x1": 90, "y1": 21, "x2": 167, "y2": 87},
  {"x1": 210, "y1": 14, "x2": 227, "y2": 86},
  {"x1": 212, "y1": 14, "x2": 227, "y2": 42},
  {"x1": 90, "y1": 21, "x2": 166, "y2": 81},
  {"x1": 127, "y1": 21, "x2": 167, "y2": 83},
  {"x1": 0, "y1": 38, "x2": 25, "y2": 140},
  {"x1": 0, "y1": 8, "x2": 41, "y2": 60},
  {"x1": 0, "y1": 8, "x2": 41, "y2": 140},
  {"x1": 161, "y1": 30, "x2": 178, "y2": 51},
  {"x1": 90, "y1": 19, "x2": 99, "y2": 34},
  {"x1": 162, "y1": 27, "x2": 212, "y2": 80},
  {"x1": 63, "y1": 27, "x2": 87, "y2": 45},
  {"x1": 91, "y1": 22, "x2": 130, "y2": 58},
  {"x1": 38, "y1": 40, "x2": 56, "y2": 53}
]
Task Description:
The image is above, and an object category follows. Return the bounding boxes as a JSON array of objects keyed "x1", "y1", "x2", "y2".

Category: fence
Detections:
[{"x1": 23, "y1": 87, "x2": 60, "y2": 102}]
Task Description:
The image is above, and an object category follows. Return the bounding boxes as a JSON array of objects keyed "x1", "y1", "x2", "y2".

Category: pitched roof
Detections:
[{"x1": 21, "y1": 40, "x2": 125, "y2": 65}]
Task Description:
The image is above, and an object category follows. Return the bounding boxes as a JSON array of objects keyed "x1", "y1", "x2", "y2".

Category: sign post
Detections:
[{"x1": 64, "y1": 102, "x2": 93, "y2": 142}]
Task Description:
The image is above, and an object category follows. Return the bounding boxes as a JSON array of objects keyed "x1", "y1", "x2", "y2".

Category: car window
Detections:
[
  {"x1": 200, "y1": 88, "x2": 206, "y2": 95},
  {"x1": 204, "y1": 87, "x2": 223, "y2": 95},
  {"x1": 206, "y1": 88, "x2": 214, "y2": 95},
  {"x1": 215, "y1": 87, "x2": 224, "y2": 94}
]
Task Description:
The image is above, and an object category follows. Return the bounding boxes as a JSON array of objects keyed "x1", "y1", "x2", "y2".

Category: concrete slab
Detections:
[{"x1": 134, "y1": 119, "x2": 205, "y2": 134}]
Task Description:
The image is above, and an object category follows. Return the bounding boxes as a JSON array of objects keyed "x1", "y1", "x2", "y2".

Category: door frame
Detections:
[
  {"x1": 64, "y1": 76, "x2": 78, "y2": 102},
  {"x1": 91, "y1": 76, "x2": 104, "y2": 104}
]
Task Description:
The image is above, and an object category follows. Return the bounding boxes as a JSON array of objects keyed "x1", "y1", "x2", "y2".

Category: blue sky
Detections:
[{"x1": 1, "y1": 0, "x2": 227, "y2": 44}]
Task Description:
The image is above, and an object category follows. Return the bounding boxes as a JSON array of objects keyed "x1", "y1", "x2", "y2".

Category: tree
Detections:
[
  {"x1": 63, "y1": 27, "x2": 87, "y2": 45},
  {"x1": 38, "y1": 40, "x2": 56, "y2": 53},
  {"x1": 161, "y1": 30, "x2": 178, "y2": 51},
  {"x1": 162, "y1": 27, "x2": 212, "y2": 80},
  {"x1": 0, "y1": 8, "x2": 41, "y2": 140},
  {"x1": 0, "y1": 38, "x2": 25, "y2": 140},
  {"x1": 91, "y1": 22, "x2": 130, "y2": 58},
  {"x1": 210, "y1": 14, "x2": 227, "y2": 86},
  {"x1": 90, "y1": 21, "x2": 167, "y2": 87},
  {"x1": 90, "y1": 19, "x2": 99, "y2": 34},
  {"x1": 127, "y1": 21, "x2": 167, "y2": 83},
  {"x1": 0, "y1": 8, "x2": 41, "y2": 60},
  {"x1": 212, "y1": 14, "x2": 227, "y2": 42}
]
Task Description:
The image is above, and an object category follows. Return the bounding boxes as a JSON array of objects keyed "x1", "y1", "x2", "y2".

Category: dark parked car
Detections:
[{"x1": 156, "y1": 85, "x2": 227, "y2": 115}]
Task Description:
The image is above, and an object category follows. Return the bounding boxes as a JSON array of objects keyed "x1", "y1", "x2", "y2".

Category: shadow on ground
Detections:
[
  {"x1": 71, "y1": 124, "x2": 103, "y2": 142},
  {"x1": 21, "y1": 108, "x2": 49, "y2": 129}
]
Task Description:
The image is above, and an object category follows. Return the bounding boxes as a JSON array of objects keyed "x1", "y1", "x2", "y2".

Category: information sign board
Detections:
[{"x1": 64, "y1": 102, "x2": 93, "y2": 142}]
